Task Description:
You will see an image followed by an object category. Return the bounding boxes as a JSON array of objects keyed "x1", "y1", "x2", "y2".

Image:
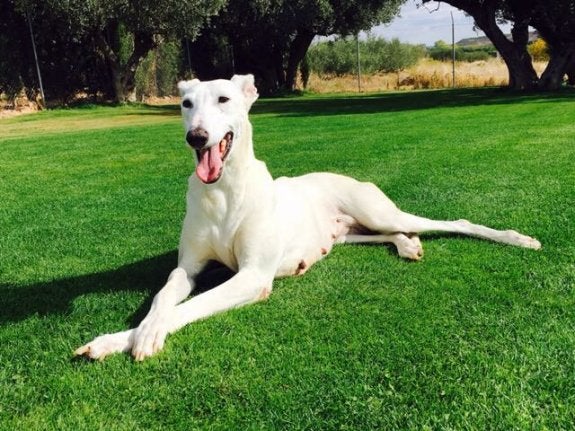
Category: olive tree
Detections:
[
  {"x1": 187, "y1": 0, "x2": 405, "y2": 93},
  {"x1": 16, "y1": 0, "x2": 225, "y2": 102}
]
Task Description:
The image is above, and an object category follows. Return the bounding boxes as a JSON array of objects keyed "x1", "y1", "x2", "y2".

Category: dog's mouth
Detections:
[{"x1": 195, "y1": 132, "x2": 233, "y2": 184}]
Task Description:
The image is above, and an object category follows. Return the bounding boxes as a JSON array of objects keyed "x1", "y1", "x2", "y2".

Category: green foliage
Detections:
[
  {"x1": 0, "y1": 0, "x2": 109, "y2": 101},
  {"x1": 1, "y1": 89, "x2": 574, "y2": 429},
  {"x1": 7, "y1": 0, "x2": 226, "y2": 102},
  {"x1": 0, "y1": 0, "x2": 27, "y2": 98},
  {"x1": 429, "y1": 40, "x2": 497, "y2": 62},
  {"x1": 117, "y1": 23, "x2": 135, "y2": 66},
  {"x1": 135, "y1": 41, "x2": 182, "y2": 98},
  {"x1": 307, "y1": 37, "x2": 426, "y2": 76},
  {"x1": 307, "y1": 39, "x2": 356, "y2": 76},
  {"x1": 188, "y1": 0, "x2": 404, "y2": 92},
  {"x1": 28, "y1": 0, "x2": 226, "y2": 40}
]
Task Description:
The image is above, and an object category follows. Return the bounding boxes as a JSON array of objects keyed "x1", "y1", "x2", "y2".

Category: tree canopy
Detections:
[
  {"x1": 2, "y1": 0, "x2": 574, "y2": 104},
  {"x1": 2, "y1": 0, "x2": 404, "y2": 100},
  {"x1": 10, "y1": 0, "x2": 226, "y2": 102},
  {"x1": 188, "y1": 0, "x2": 405, "y2": 93}
]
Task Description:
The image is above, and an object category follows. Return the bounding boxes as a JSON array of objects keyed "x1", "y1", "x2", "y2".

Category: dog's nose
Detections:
[{"x1": 186, "y1": 128, "x2": 209, "y2": 149}]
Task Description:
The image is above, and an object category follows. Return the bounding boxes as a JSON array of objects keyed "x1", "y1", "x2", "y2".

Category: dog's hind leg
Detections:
[
  {"x1": 384, "y1": 213, "x2": 541, "y2": 249},
  {"x1": 340, "y1": 181, "x2": 541, "y2": 250},
  {"x1": 345, "y1": 233, "x2": 424, "y2": 260}
]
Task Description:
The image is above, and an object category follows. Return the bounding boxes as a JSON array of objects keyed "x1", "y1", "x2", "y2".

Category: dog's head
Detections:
[{"x1": 177, "y1": 74, "x2": 259, "y2": 184}]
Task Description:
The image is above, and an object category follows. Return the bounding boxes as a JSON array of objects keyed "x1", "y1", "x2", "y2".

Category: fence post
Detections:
[
  {"x1": 451, "y1": 11, "x2": 456, "y2": 88},
  {"x1": 356, "y1": 35, "x2": 362, "y2": 92},
  {"x1": 26, "y1": 9, "x2": 46, "y2": 107}
]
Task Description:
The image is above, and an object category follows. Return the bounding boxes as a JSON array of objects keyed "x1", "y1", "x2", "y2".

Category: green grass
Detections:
[{"x1": 1, "y1": 89, "x2": 574, "y2": 430}]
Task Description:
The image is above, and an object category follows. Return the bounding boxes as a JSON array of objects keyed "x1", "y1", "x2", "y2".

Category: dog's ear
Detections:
[
  {"x1": 231, "y1": 74, "x2": 259, "y2": 109},
  {"x1": 177, "y1": 79, "x2": 200, "y2": 97}
]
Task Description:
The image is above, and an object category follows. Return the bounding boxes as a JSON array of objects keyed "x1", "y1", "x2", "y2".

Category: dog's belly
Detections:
[{"x1": 273, "y1": 176, "x2": 357, "y2": 278}]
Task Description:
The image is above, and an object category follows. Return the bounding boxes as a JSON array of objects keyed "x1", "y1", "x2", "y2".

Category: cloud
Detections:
[{"x1": 365, "y1": 1, "x2": 511, "y2": 46}]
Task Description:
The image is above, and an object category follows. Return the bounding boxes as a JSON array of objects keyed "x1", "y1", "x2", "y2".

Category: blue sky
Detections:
[{"x1": 366, "y1": 1, "x2": 512, "y2": 46}]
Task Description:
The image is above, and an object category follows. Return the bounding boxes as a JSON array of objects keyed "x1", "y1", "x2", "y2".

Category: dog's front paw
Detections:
[
  {"x1": 132, "y1": 314, "x2": 170, "y2": 361},
  {"x1": 74, "y1": 330, "x2": 134, "y2": 361}
]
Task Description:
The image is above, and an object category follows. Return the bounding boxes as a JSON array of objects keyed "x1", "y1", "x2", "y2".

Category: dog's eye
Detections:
[
  {"x1": 182, "y1": 99, "x2": 193, "y2": 109},
  {"x1": 218, "y1": 96, "x2": 230, "y2": 104}
]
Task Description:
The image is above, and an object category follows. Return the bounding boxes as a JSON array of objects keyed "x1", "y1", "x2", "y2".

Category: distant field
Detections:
[
  {"x1": 305, "y1": 58, "x2": 549, "y2": 92},
  {"x1": 1, "y1": 89, "x2": 574, "y2": 430}
]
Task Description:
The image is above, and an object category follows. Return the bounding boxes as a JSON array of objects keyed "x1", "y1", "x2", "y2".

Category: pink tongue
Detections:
[{"x1": 196, "y1": 145, "x2": 223, "y2": 183}]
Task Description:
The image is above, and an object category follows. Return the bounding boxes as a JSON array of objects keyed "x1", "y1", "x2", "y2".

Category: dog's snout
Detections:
[{"x1": 186, "y1": 128, "x2": 209, "y2": 149}]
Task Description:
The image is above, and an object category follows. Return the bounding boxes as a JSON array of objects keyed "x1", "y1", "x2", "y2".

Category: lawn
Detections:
[{"x1": 1, "y1": 89, "x2": 574, "y2": 430}]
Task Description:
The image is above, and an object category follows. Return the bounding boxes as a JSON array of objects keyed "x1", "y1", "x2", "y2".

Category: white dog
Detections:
[{"x1": 75, "y1": 74, "x2": 541, "y2": 361}]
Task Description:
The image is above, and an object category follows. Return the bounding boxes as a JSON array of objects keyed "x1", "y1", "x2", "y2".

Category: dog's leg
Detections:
[
  {"x1": 341, "y1": 182, "x2": 541, "y2": 250},
  {"x1": 345, "y1": 233, "x2": 424, "y2": 260},
  {"x1": 74, "y1": 266, "x2": 196, "y2": 361},
  {"x1": 131, "y1": 268, "x2": 272, "y2": 361},
  {"x1": 73, "y1": 329, "x2": 135, "y2": 361},
  {"x1": 387, "y1": 213, "x2": 541, "y2": 249},
  {"x1": 130, "y1": 266, "x2": 196, "y2": 360}
]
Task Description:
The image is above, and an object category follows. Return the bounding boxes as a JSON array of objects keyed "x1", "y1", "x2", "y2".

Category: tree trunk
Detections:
[
  {"x1": 480, "y1": 16, "x2": 538, "y2": 89},
  {"x1": 539, "y1": 45, "x2": 575, "y2": 90},
  {"x1": 427, "y1": 0, "x2": 539, "y2": 90},
  {"x1": 114, "y1": 32, "x2": 155, "y2": 102},
  {"x1": 231, "y1": 45, "x2": 281, "y2": 94},
  {"x1": 285, "y1": 30, "x2": 315, "y2": 91},
  {"x1": 502, "y1": 47, "x2": 539, "y2": 90},
  {"x1": 258, "y1": 66, "x2": 281, "y2": 95},
  {"x1": 95, "y1": 24, "x2": 156, "y2": 103},
  {"x1": 567, "y1": 58, "x2": 575, "y2": 86}
]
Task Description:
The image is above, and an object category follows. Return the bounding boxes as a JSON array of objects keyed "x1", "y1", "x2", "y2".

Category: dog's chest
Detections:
[{"x1": 187, "y1": 189, "x2": 243, "y2": 269}]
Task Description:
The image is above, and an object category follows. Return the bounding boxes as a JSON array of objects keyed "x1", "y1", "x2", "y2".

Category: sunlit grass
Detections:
[
  {"x1": 0, "y1": 104, "x2": 179, "y2": 140},
  {"x1": 1, "y1": 88, "x2": 574, "y2": 429}
]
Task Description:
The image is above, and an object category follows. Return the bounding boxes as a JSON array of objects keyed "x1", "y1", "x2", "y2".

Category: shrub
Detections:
[
  {"x1": 307, "y1": 37, "x2": 426, "y2": 77},
  {"x1": 428, "y1": 40, "x2": 496, "y2": 63},
  {"x1": 528, "y1": 38, "x2": 549, "y2": 62},
  {"x1": 135, "y1": 41, "x2": 182, "y2": 99}
]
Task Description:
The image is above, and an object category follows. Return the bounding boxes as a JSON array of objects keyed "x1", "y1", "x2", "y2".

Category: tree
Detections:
[
  {"x1": 421, "y1": 0, "x2": 575, "y2": 90},
  {"x1": 527, "y1": 1, "x2": 575, "y2": 89},
  {"x1": 1, "y1": 0, "x2": 109, "y2": 103},
  {"x1": 15, "y1": 0, "x2": 225, "y2": 102},
  {"x1": 567, "y1": 61, "x2": 575, "y2": 86},
  {"x1": 0, "y1": 0, "x2": 32, "y2": 100},
  {"x1": 421, "y1": 0, "x2": 539, "y2": 90},
  {"x1": 187, "y1": 0, "x2": 404, "y2": 93}
]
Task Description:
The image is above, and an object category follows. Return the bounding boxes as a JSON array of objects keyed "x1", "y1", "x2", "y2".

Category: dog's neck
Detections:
[{"x1": 221, "y1": 115, "x2": 257, "y2": 183}]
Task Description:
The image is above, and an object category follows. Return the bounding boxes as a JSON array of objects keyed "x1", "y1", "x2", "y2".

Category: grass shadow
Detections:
[
  {"x1": 0, "y1": 234, "x2": 436, "y2": 328},
  {"x1": 0, "y1": 252, "x2": 235, "y2": 327},
  {"x1": 252, "y1": 88, "x2": 575, "y2": 117},
  {"x1": 131, "y1": 103, "x2": 181, "y2": 117},
  {"x1": 38, "y1": 88, "x2": 575, "y2": 123}
]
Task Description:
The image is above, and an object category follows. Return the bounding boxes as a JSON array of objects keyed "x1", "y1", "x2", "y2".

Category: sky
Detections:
[{"x1": 366, "y1": 1, "x2": 512, "y2": 46}]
